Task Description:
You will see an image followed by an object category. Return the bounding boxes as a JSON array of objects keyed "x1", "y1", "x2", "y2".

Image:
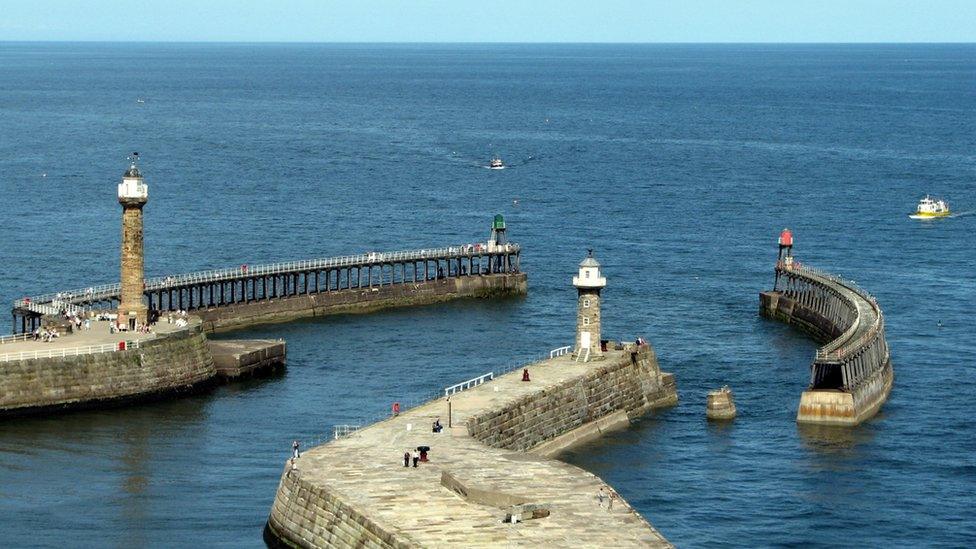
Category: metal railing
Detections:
[
  {"x1": 13, "y1": 243, "x2": 521, "y2": 311},
  {"x1": 444, "y1": 372, "x2": 494, "y2": 397},
  {"x1": 778, "y1": 261, "x2": 884, "y2": 363},
  {"x1": 301, "y1": 344, "x2": 571, "y2": 452},
  {"x1": 0, "y1": 333, "x2": 34, "y2": 345},
  {"x1": 0, "y1": 339, "x2": 143, "y2": 363},
  {"x1": 549, "y1": 346, "x2": 571, "y2": 358}
]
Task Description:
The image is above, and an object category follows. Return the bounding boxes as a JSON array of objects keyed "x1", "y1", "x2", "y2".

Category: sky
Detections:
[{"x1": 0, "y1": 0, "x2": 974, "y2": 43}]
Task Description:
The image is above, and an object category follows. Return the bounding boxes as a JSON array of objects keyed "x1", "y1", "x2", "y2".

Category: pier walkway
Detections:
[
  {"x1": 0, "y1": 320, "x2": 181, "y2": 362},
  {"x1": 11, "y1": 244, "x2": 522, "y2": 334},
  {"x1": 267, "y1": 347, "x2": 675, "y2": 547}
]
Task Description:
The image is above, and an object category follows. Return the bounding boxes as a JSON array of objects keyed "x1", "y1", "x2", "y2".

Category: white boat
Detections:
[
  {"x1": 489, "y1": 156, "x2": 504, "y2": 170},
  {"x1": 909, "y1": 195, "x2": 951, "y2": 219}
]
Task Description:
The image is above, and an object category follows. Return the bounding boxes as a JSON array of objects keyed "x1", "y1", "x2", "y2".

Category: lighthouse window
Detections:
[
  {"x1": 585, "y1": 271, "x2": 590, "y2": 278},
  {"x1": 583, "y1": 299, "x2": 590, "y2": 308},
  {"x1": 583, "y1": 317, "x2": 590, "y2": 325}
]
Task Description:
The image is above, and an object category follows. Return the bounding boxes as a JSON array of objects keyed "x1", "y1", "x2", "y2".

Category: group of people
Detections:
[
  {"x1": 403, "y1": 449, "x2": 422, "y2": 468},
  {"x1": 597, "y1": 486, "x2": 618, "y2": 511},
  {"x1": 165, "y1": 310, "x2": 190, "y2": 328},
  {"x1": 109, "y1": 321, "x2": 152, "y2": 334},
  {"x1": 31, "y1": 326, "x2": 60, "y2": 342},
  {"x1": 63, "y1": 311, "x2": 90, "y2": 332}
]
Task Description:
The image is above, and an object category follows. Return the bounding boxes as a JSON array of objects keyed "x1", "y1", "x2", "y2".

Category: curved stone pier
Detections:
[
  {"x1": 265, "y1": 344, "x2": 677, "y2": 548},
  {"x1": 760, "y1": 261, "x2": 893, "y2": 426},
  {"x1": 0, "y1": 319, "x2": 216, "y2": 417}
]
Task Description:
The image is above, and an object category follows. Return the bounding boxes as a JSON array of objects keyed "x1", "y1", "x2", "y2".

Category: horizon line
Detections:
[{"x1": 2, "y1": 40, "x2": 975, "y2": 45}]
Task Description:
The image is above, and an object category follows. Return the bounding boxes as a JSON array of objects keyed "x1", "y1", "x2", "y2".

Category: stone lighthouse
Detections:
[
  {"x1": 572, "y1": 250, "x2": 606, "y2": 361},
  {"x1": 117, "y1": 153, "x2": 149, "y2": 330}
]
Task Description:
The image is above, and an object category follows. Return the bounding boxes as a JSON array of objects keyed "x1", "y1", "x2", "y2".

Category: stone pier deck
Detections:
[
  {"x1": 0, "y1": 320, "x2": 182, "y2": 357},
  {"x1": 268, "y1": 347, "x2": 675, "y2": 547}
]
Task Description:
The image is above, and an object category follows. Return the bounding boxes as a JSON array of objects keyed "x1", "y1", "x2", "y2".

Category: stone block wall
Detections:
[
  {"x1": 197, "y1": 273, "x2": 527, "y2": 332},
  {"x1": 466, "y1": 345, "x2": 677, "y2": 452},
  {"x1": 265, "y1": 466, "x2": 413, "y2": 549},
  {"x1": 0, "y1": 323, "x2": 216, "y2": 416}
]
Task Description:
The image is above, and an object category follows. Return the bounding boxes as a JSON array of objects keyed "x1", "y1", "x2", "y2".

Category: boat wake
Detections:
[{"x1": 949, "y1": 210, "x2": 974, "y2": 218}]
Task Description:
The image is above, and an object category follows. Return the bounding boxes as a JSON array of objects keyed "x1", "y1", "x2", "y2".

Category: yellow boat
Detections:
[{"x1": 909, "y1": 195, "x2": 951, "y2": 219}]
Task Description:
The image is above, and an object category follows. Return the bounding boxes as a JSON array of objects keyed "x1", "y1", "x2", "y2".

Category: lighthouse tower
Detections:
[
  {"x1": 572, "y1": 250, "x2": 606, "y2": 362},
  {"x1": 487, "y1": 214, "x2": 507, "y2": 252},
  {"x1": 117, "y1": 153, "x2": 149, "y2": 330}
]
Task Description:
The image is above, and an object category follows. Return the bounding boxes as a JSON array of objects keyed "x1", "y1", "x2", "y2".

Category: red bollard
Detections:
[{"x1": 522, "y1": 368, "x2": 530, "y2": 382}]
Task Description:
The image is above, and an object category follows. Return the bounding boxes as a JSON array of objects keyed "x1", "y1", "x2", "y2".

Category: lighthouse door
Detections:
[{"x1": 580, "y1": 331, "x2": 591, "y2": 350}]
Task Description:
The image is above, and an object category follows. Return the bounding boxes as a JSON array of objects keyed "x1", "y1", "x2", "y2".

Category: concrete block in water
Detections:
[
  {"x1": 706, "y1": 386, "x2": 736, "y2": 420},
  {"x1": 208, "y1": 339, "x2": 286, "y2": 380}
]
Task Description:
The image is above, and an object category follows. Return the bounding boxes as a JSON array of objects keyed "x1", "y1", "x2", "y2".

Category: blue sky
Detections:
[{"x1": 0, "y1": 0, "x2": 973, "y2": 42}]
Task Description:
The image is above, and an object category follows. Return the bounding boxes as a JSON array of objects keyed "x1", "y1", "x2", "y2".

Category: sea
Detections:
[{"x1": 0, "y1": 43, "x2": 973, "y2": 548}]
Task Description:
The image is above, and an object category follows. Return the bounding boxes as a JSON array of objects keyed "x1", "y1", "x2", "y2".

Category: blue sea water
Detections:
[{"x1": 0, "y1": 43, "x2": 974, "y2": 547}]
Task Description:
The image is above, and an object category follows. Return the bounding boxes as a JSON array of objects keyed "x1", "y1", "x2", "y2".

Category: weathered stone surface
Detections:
[
  {"x1": 0, "y1": 320, "x2": 215, "y2": 416},
  {"x1": 118, "y1": 202, "x2": 148, "y2": 326},
  {"x1": 574, "y1": 289, "x2": 602, "y2": 359},
  {"x1": 197, "y1": 273, "x2": 527, "y2": 333},
  {"x1": 706, "y1": 387, "x2": 736, "y2": 420},
  {"x1": 266, "y1": 344, "x2": 677, "y2": 548},
  {"x1": 208, "y1": 339, "x2": 286, "y2": 380}
]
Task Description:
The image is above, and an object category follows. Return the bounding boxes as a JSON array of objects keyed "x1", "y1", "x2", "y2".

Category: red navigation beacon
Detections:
[
  {"x1": 777, "y1": 228, "x2": 794, "y2": 262},
  {"x1": 778, "y1": 228, "x2": 793, "y2": 248}
]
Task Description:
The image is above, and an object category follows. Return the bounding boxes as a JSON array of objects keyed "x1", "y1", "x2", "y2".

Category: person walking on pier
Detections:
[
  {"x1": 403, "y1": 451, "x2": 410, "y2": 467},
  {"x1": 292, "y1": 440, "x2": 300, "y2": 459},
  {"x1": 411, "y1": 450, "x2": 420, "y2": 468}
]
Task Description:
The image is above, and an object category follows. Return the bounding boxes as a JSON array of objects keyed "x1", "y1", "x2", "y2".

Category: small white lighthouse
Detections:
[{"x1": 573, "y1": 250, "x2": 606, "y2": 361}]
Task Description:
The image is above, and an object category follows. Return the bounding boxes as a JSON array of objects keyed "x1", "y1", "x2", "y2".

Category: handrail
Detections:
[
  {"x1": 13, "y1": 243, "x2": 521, "y2": 311},
  {"x1": 444, "y1": 372, "x2": 494, "y2": 397},
  {"x1": 549, "y1": 346, "x2": 572, "y2": 358},
  {"x1": 0, "y1": 338, "x2": 144, "y2": 362},
  {"x1": 0, "y1": 333, "x2": 34, "y2": 345},
  {"x1": 777, "y1": 262, "x2": 883, "y2": 362},
  {"x1": 304, "y1": 343, "x2": 578, "y2": 449}
]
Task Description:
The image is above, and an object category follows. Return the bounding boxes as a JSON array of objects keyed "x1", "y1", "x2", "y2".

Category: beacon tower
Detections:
[
  {"x1": 487, "y1": 214, "x2": 507, "y2": 252},
  {"x1": 573, "y1": 250, "x2": 606, "y2": 362},
  {"x1": 487, "y1": 214, "x2": 507, "y2": 272},
  {"x1": 117, "y1": 153, "x2": 149, "y2": 329}
]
